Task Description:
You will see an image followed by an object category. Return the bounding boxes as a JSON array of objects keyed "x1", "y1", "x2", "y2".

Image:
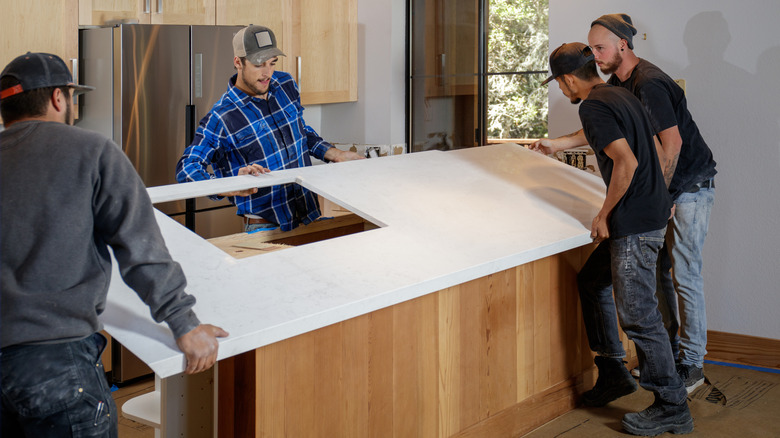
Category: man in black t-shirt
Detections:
[
  {"x1": 589, "y1": 13, "x2": 717, "y2": 395},
  {"x1": 539, "y1": 43, "x2": 692, "y2": 436}
]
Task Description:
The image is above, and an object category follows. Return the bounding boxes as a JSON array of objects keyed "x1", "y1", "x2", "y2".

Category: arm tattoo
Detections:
[{"x1": 664, "y1": 154, "x2": 680, "y2": 188}]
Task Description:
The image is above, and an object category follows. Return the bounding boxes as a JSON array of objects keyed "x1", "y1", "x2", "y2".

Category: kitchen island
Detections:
[{"x1": 104, "y1": 143, "x2": 633, "y2": 436}]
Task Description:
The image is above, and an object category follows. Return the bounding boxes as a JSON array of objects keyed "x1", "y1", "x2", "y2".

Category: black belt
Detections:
[
  {"x1": 243, "y1": 216, "x2": 274, "y2": 225},
  {"x1": 686, "y1": 178, "x2": 714, "y2": 193}
]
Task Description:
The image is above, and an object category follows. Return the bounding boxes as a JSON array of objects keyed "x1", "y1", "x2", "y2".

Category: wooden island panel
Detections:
[{"x1": 218, "y1": 244, "x2": 637, "y2": 437}]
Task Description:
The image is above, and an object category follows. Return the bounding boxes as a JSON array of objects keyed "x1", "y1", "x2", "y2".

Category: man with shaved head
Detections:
[
  {"x1": 588, "y1": 13, "x2": 717, "y2": 396},
  {"x1": 533, "y1": 12, "x2": 717, "y2": 402}
]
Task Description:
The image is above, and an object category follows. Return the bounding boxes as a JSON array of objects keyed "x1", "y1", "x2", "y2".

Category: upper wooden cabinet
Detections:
[
  {"x1": 2, "y1": 1, "x2": 79, "y2": 76},
  {"x1": 79, "y1": 0, "x2": 150, "y2": 25},
  {"x1": 216, "y1": 0, "x2": 358, "y2": 105},
  {"x1": 2, "y1": 0, "x2": 355, "y2": 121},
  {"x1": 79, "y1": 0, "x2": 215, "y2": 25},
  {"x1": 420, "y1": 0, "x2": 478, "y2": 98},
  {"x1": 1, "y1": 1, "x2": 80, "y2": 124},
  {"x1": 151, "y1": 0, "x2": 216, "y2": 24}
]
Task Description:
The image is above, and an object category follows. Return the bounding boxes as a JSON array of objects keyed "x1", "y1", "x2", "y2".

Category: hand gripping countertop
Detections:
[{"x1": 101, "y1": 143, "x2": 606, "y2": 377}]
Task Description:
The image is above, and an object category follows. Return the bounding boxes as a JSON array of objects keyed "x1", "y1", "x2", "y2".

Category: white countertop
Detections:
[{"x1": 102, "y1": 143, "x2": 606, "y2": 378}]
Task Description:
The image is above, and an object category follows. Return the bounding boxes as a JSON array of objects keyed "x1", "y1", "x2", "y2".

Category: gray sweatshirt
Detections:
[{"x1": 1, "y1": 120, "x2": 200, "y2": 348}]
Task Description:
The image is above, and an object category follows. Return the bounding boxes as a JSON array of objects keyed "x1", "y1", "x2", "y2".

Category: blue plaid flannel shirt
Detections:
[{"x1": 176, "y1": 71, "x2": 332, "y2": 231}]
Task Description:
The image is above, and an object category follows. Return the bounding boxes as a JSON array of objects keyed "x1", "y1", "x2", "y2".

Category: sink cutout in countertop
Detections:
[{"x1": 200, "y1": 186, "x2": 382, "y2": 259}]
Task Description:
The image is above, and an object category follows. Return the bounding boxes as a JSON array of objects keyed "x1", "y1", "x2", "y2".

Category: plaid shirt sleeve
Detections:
[
  {"x1": 176, "y1": 112, "x2": 227, "y2": 183},
  {"x1": 284, "y1": 79, "x2": 332, "y2": 160}
]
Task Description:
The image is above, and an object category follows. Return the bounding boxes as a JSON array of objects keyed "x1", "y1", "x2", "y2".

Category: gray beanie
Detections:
[{"x1": 591, "y1": 13, "x2": 638, "y2": 49}]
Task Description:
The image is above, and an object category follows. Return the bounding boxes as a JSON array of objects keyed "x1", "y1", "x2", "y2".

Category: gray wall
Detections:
[
  {"x1": 311, "y1": 0, "x2": 407, "y2": 148},
  {"x1": 549, "y1": 0, "x2": 780, "y2": 339}
]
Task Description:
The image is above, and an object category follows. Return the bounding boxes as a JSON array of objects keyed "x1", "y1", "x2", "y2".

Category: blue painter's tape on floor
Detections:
[{"x1": 704, "y1": 359, "x2": 780, "y2": 374}]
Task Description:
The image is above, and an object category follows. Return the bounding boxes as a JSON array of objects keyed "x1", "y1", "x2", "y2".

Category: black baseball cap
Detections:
[
  {"x1": 0, "y1": 52, "x2": 94, "y2": 100},
  {"x1": 541, "y1": 43, "x2": 595, "y2": 85}
]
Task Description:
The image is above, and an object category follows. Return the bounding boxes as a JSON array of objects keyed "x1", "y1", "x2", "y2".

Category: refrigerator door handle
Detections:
[
  {"x1": 185, "y1": 105, "x2": 196, "y2": 146},
  {"x1": 194, "y1": 53, "x2": 203, "y2": 98},
  {"x1": 297, "y1": 56, "x2": 302, "y2": 90},
  {"x1": 70, "y1": 58, "x2": 79, "y2": 107},
  {"x1": 184, "y1": 104, "x2": 197, "y2": 231}
]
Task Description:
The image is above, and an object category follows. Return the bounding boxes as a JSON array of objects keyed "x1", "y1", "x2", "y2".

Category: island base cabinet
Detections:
[{"x1": 217, "y1": 245, "x2": 637, "y2": 437}]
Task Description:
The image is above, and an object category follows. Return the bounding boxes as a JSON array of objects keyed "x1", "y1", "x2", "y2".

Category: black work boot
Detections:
[
  {"x1": 582, "y1": 356, "x2": 638, "y2": 407},
  {"x1": 622, "y1": 397, "x2": 694, "y2": 436}
]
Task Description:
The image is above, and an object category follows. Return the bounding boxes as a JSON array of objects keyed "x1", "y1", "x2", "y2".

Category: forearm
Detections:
[
  {"x1": 662, "y1": 154, "x2": 679, "y2": 188},
  {"x1": 550, "y1": 129, "x2": 588, "y2": 152},
  {"x1": 656, "y1": 127, "x2": 683, "y2": 187},
  {"x1": 600, "y1": 165, "x2": 633, "y2": 218}
]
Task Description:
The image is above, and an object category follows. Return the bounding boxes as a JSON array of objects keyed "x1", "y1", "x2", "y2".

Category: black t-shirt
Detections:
[
  {"x1": 608, "y1": 59, "x2": 717, "y2": 200},
  {"x1": 579, "y1": 84, "x2": 672, "y2": 237}
]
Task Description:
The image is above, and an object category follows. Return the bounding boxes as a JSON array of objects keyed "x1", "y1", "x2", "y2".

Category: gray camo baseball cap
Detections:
[{"x1": 233, "y1": 25, "x2": 286, "y2": 65}]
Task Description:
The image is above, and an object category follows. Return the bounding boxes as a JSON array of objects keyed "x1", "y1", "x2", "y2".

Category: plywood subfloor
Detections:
[
  {"x1": 112, "y1": 363, "x2": 780, "y2": 437},
  {"x1": 522, "y1": 362, "x2": 780, "y2": 437},
  {"x1": 112, "y1": 377, "x2": 155, "y2": 438}
]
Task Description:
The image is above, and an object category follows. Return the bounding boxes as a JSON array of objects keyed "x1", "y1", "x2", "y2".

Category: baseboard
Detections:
[
  {"x1": 706, "y1": 330, "x2": 780, "y2": 370},
  {"x1": 451, "y1": 376, "x2": 582, "y2": 438}
]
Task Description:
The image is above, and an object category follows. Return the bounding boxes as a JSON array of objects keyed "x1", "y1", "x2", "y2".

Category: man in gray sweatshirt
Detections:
[{"x1": 0, "y1": 52, "x2": 228, "y2": 437}]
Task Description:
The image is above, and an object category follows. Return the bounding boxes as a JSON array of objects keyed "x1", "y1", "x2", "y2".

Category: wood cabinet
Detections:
[
  {"x1": 1, "y1": 1, "x2": 79, "y2": 68},
  {"x1": 76, "y1": 0, "x2": 357, "y2": 105},
  {"x1": 216, "y1": 0, "x2": 358, "y2": 105},
  {"x1": 0, "y1": 1, "x2": 80, "y2": 124},
  {"x1": 79, "y1": 0, "x2": 215, "y2": 25},
  {"x1": 79, "y1": 0, "x2": 149, "y2": 25},
  {"x1": 420, "y1": 0, "x2": 478, "y2": 98},
  {"x1": 217, "y1": 246, "x2": 639, "y2": 437},
  {"x1": 4, "y1": 0, "x2": 355, "y2": 105}
]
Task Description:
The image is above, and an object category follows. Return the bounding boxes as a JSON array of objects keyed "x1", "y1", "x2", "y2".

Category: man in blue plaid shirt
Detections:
[{"x1": 176, "y1": 25, "x2": 363, "y2": 232}]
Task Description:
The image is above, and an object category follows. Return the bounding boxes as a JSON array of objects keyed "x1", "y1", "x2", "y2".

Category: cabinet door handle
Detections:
[
  {"x1": 144, "y1": 0, "x2": 150, "y2": 13},
  {"x1": 157, "y1": 0, "x2": 163, "y2": 13},
  {"x1": 70, "y1": 58, "x2": 79, "y2": 105},
  {"x1": 296, "y1": 56, "x2": 302, "y2": 90}
]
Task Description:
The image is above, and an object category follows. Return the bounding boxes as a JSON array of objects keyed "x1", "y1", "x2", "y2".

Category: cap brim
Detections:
[
  {"x1": 541, "y1": 75, "x2": 555, "y2": 85},
  {"x1": 246, "y1": 49, "x2": 286, "y2": 65},
  {"x1": 70, "y1": 84, "x2": 96, "y2": 96}
]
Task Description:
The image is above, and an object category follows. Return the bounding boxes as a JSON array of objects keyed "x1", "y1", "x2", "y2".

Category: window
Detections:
[{"x1": 407, "y1": 0, "x2": 549, "y2": 152}]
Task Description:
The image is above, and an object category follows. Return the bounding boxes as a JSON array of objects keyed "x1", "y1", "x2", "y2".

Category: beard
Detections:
[
  {"x1": 239, "y1": 69, "x2": 269, "y2": 97},
  {"x1": 598, "y1": 52, "x2": 622, "y2": 75},
  {"x1": 65, "y1": 102, "x2": 74, "y2": 125},
  {"x1": 64, "y1": 92, "x2": 74, "y2": 125},
  {"x1": 561, "y1": 81, "x2": 581, "y2": 104}
]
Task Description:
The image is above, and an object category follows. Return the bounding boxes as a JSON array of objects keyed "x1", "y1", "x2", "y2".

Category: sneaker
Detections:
[
  {"x1": 677, "y1": 363, "x2": 705, "y2": 393},
  {"x1": 622, "y1": 398, "x2": 694, "y2": 436},
  {"x1": 582, "y1": 356, "x2": 638, "y2": 407}
]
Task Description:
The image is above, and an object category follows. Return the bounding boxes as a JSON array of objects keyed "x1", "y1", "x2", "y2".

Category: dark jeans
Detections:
[
  {"x1": 1, "y1": 333, "x2": 118, "y2": 437},
  {"x1": 578, "y1": 228, "x2": 687, "y2": 405}
]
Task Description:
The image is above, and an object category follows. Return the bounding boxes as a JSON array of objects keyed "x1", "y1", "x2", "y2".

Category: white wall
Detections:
[
  {"x1": 550, "y1": 0, "x2": 780, "y2": 339},
  {"x1": 311, "y1": 0, "x2": 407, "y2": 147},
  {"x1": 311, "y1": 0, "x2": 780, "y2": 340}
]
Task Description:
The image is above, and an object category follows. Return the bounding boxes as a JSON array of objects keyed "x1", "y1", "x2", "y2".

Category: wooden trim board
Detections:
[{"x1": 706, "y1": 330, "x2": 780, "y2": 370}]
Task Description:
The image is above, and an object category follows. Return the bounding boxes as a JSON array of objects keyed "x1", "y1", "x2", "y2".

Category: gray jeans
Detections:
[{"x1": 578, "y1": 228, "x2": 687, "y2": 405}]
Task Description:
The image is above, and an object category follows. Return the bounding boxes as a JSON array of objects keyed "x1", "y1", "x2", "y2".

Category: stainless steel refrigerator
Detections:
[
  {"x1": 79, "y1": 24, "x2": 244, "y2": 241},
  {"x1": 78, "y1": 24, "x2": 244, "y2": 383}
]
